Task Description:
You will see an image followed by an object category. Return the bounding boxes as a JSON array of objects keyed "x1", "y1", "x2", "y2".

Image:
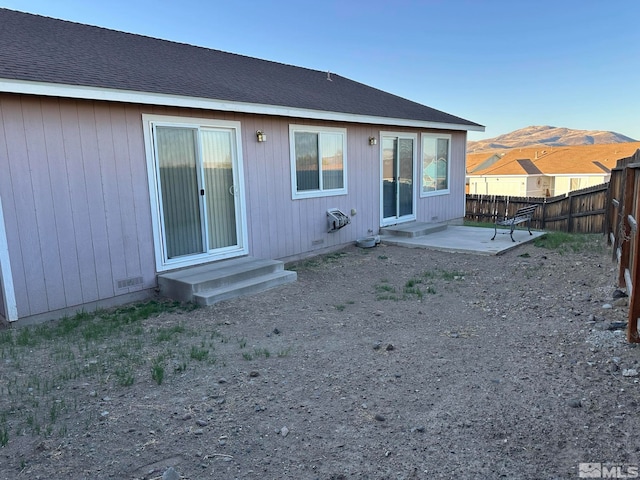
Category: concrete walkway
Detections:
[{"x1": 380, "y1": 224, "x2": 546, "y2": 256}]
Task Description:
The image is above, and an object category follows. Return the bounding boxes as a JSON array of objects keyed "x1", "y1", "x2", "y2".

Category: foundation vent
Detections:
[{"x1": 117, "y1": 276, "x2": 144, "y2": 289}]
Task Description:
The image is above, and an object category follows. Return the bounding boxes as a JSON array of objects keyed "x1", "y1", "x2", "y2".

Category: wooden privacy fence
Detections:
[
  {"x1": 466, "y1": 149, "x2": 640, "y2": 342},
  {"x1": 605, "y1": 149, "x2": 640, "y2": 342},
  {"x1": 465, "y1": 183, "x2": 608, "y2": 234}
]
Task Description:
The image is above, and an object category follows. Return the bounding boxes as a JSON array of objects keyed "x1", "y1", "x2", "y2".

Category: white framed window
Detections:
[
  {"x1": 421, "y1": 133, "x2": 451, "y2": 196},
  {"x1": 289, "y1": 125, "x2": 347, "y2": 199}
]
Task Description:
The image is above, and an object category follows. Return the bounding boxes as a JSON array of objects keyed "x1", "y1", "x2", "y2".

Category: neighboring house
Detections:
[
  {"x1": 467, "y1": 143, "x2": 640, "y2": 197},
  {"x1": 0, "y1": 9, "x2": 483, "y2": 323}
]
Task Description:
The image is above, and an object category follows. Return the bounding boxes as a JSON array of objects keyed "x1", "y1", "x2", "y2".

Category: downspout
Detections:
[{"x1": 0, "y1": 195, "x2": 18, "y2": 322}]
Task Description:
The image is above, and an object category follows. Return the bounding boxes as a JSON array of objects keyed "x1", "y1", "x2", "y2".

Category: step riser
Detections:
[
  {"x1": 186, "y1": 262, "x2": 282, "y2": 293},
  {"x1": 157, "y1": 279, "x2": 192, "y2": 303},
  {"x1": 380, "y1": 223, "x2": 447, "y2": 238},
  {"x1": 157, "y1": 262, "x2": 283, "y2": 296},
  {"x1": 194, "y1": 271, "x2": 297, "y2": 306},
  {"x1": 157, "y1": 257, "x2": 295, "y2": 304}
]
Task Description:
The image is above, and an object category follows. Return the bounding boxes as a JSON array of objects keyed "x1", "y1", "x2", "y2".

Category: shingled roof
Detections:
[
  {"x1": 0, "y1": 8, "x2": 483, "y2": 131},
  {"x1": 467, "y1": 142, "x2": 640, "y2": 176}
]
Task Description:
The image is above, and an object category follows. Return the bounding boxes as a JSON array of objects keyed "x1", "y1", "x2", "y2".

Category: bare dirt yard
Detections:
[{"x1": 1, "y1": 233, "x2": 639, "y2": 480}]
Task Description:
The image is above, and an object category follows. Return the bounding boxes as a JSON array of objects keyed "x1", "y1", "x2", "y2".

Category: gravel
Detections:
[{"x1": 1, "y1": 236, "x2": 639, "y2": 479}]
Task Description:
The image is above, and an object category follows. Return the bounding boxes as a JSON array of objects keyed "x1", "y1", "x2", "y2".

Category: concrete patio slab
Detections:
[{"x1": 380, "y1": 225, "x2": 546, "y2": 256}]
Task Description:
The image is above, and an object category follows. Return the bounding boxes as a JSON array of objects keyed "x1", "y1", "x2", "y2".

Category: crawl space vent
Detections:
[{"x1": 117, "y1": 276, "x2": 143, "y2": 289}]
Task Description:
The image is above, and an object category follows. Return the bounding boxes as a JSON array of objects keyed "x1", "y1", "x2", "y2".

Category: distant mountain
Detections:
[{"x1": 468, "y1": 126, "x2": 636, "y2": 152}]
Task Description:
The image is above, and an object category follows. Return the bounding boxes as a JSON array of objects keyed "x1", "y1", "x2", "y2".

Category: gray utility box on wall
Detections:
[{"x1": 327, "y1": 208, "x2": 350, "y2": 233}]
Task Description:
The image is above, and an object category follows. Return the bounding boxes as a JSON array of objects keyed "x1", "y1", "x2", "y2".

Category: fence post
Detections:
[
  {"x1": 628, "y1": 169, "x2": 640, "y2": 342},
  {"x1": 605, "y1": 170, "x2": 615, "y2": 245},
  {"x1": 611, "y1": 170, "x2": 623, "y2": 262},
  {"x1": 618, "y1": 167, "x2": 635, "y2": 288},
  {"x1": 568, "y1": 194, "x2": 575, "y2": 233}
]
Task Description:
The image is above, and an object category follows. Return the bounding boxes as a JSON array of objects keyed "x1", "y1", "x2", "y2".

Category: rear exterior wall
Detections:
[{"x1": 0, "y1": 94, "x2": 467, "y2": 321}]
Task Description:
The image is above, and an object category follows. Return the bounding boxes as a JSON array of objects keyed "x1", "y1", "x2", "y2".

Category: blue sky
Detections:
[{"x1": 2, "y1": 0, "x2": 639, "y2": 141}]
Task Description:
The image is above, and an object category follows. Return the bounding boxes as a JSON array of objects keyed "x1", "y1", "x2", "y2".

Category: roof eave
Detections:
[{"x1": 0, "y1": 79, "x2": 485, "y2": 132}]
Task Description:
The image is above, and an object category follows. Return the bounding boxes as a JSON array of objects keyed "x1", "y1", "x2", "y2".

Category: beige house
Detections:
[{"x1": 467, "y1": 143, "x2": 640, "y2": 197}]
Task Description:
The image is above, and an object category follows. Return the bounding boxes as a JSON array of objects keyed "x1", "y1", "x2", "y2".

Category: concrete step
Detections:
[
  {"x1": 380, "y1": 222, "x2": 448, "y2": 238},
  {"x1": 158, "y1": 256, "x2": 296, "y2": 305},
  {"x1": 193, "y1": 270, "x2": 297, "y2": 306}
]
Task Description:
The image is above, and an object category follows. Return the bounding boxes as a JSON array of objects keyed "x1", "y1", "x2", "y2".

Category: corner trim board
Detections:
[{"x1": 0, "y1": 195, "x2": 18, "y2": 321}]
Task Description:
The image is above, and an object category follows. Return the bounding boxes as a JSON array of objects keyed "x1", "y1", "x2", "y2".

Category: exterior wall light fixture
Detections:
[
  {"x1": 369, "y1": 136, "x2": 377, "y2": 145},
  {"x1": 256, "y1": 130, "x2": 267, "y2": 142}
]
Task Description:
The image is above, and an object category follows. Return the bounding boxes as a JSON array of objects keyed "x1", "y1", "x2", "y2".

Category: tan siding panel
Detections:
[
  {"x1": 22, "y1": 99, "x2": 67, "y2": 311},
  {"x1": 0, "y1": 96, "x2": 31, "y2": 316},
  {"x1": 267, "y1": 119, "x2": 289, "y2": 258},
  {"x1": 95, "y1": 103, "x2": 130, "y2": 297},
  {"x1": 40, "y1": 98, "x2": 85, "y2": 307},
  {"x1": 124, "y1": 105, "x2": 156, "y2": 290},
  {"x1": 348, "y1": 125, "x2": 379, "y2": 238},
  {"x1": 111, "y1": 105, "x2": 136, "y2": 273},
  {"x1": 450, "y1": 131, "x2": 467, "y2": 218},
  {"x1": 83, "y1": 102, "x2": 120, "y2": 299},
  {"x1": 0, "y1": 97, "x2": 9, "y2": 320},
  {"x1": 60, "y1": 103, "x2": 98, "y2": 303},
  {"x1": 243, "y1": 117, "x2": 271, "y2": 258},
  {"x1": 9, "y1": 97, "x2": 49, "y2": 316}
]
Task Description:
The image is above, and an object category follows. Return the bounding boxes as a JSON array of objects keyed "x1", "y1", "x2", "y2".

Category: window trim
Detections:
[
  {"x1": 289, "y1": 124, "x2": 348, "y2": 199},
  {"x1": 420, "y1": 133, "x2": 451, "y2": 197}
]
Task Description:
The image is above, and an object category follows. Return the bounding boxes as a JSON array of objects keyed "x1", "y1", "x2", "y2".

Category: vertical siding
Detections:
[
  {"x1": 114, "y1": 105, "x2": 141, "y2": 280},
  {"x1": 1, "y1": 93, "x2": 474, "y2": 319},
  {"x1": 0, "y1": 193, "x2": 16, "y2": 321},
  {"x1": 1, "y1": 96, "x2": 40, "y2": 316},
  {"x1": 125, "y1": 105, "x2": 156, "y2": 288},
  {"x1": 1, "y1": 96, "x2": 156, "y2": 318},
  {"x1": 76, "y1": 102, "x2": 114, "y2": 298},
  {"x1": 58, "y1": 102, "x2": 99, "y2": 304},
  {"x1": 346, "y1": 125, "x2": 379, "y2": 239},
  {"x1": 91, "y1": 102, "x2": 121, "y2": 299},
  {"x1": 21, "y1": 99, "x2": 66, "y2": 311},
  {"x1": 241, "y1": 120, "x2": 383, "y2": 260},
  {"x1": 96, "y1": 103, "x2": 149, "y2": 294},
  {"x1": 0, "y1": 99, "x2": 8, "y2": 320},
  {"x1": 41, "y1": 99, "x2": 84, "y2": 307},
  {"x1": 243, "y1": 117, "x2": 276, "y2": 258}
]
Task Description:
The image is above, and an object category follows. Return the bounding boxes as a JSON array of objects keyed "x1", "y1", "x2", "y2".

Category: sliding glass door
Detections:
[
  {"x1": 381, "y1": 134, "x2": 416, "y2": 225},
  {"x1": 156, "y1": 127, "x2": 203, "y2": 258},
  {"x1": 151, "y1": 120, "x2": 245, "y2": 269}
]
